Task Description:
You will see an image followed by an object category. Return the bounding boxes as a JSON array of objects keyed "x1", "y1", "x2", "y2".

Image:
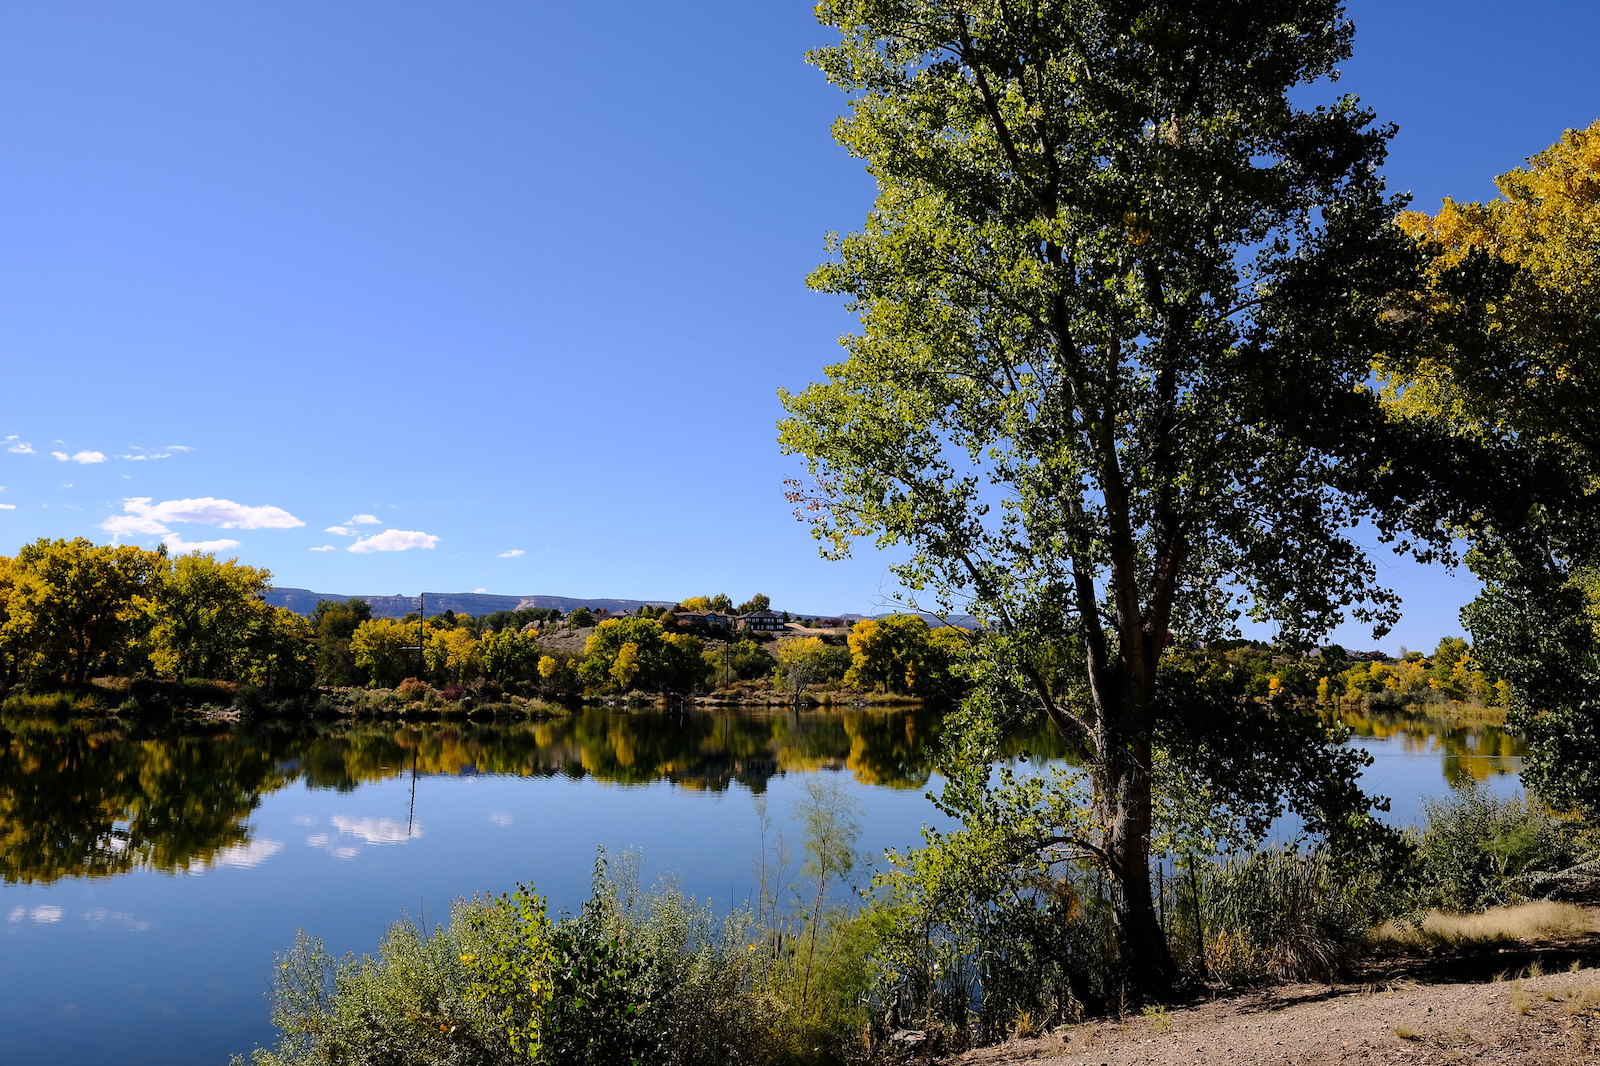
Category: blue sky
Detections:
[{"x1": 1, "y1": 2, "x2": 1595, "y2": 652}]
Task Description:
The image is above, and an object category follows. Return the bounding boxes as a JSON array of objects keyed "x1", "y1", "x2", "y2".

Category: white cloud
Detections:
[
  {"x1": 120, "y1": 496, "x2": 303, "y2": 529},
  {"x1": 7, "y1": 905, "x2": 63, "y2": 924},
  {"x1": 327, "y1": 515, "x2": 380, "y2": 536},
  {"x1": 7, "y1": 442, "x2": 33, "y2": 454},
  {"x1": 330, "y1": 815, "x2": 419, "y2": 845},
  {"x1": 52, "y1": 450, "x2": 106, "y2": 464},
  {"x1": 499, "y1": 548, "x2": 526, "y2": 558},
  {"x1": 163, "y1": 533, "x2": 242, "y2": 554},
  {"x1": 0, "y1": 503, "x2": 15, "y2": 510},
  {"x1": 309, "y1": 545, "x2": 336, "y2": 552},
  {"x1": 190, "y1": 838, "x2": 283, "y2": 872},
  {"x1": 80, "y1": 908, "x2": 152, "y2": 932},
  {"x1": 305, "y1": 834, "x2": 362, "y2": 861},
  {"x1": 474, "y1": 587, "x2": 488, "y2": 594},
  {"x1": 118, "y1": 452, "x2": 173, "y2": 462},
  {"x1": 166, "y1": 444, "x2": 194, "y2": 452},
  {"x1": 488, "y1": 811, "x2": 514, "y2": 827},
  {"x1": 101, "y1": 513, "x2": 170, "y2": 537},
  {"x1": 349, "y1": 529, "x2": 439, "y2": 553}
]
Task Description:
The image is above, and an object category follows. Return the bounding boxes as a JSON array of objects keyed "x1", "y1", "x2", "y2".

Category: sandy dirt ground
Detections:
[{"x1": 944, "y1": 967, "x2": 1600, "y2": 1066}]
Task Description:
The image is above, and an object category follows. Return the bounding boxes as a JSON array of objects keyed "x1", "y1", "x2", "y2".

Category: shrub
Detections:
[
  {"x1": 238, "y1": 856, "x2": 817, "y2": 1066},
  {"x1": 0, "y1": 691, "x2": 76, "y2": 715},
  {"x1": 872, "y1": 815, "x2": 1122, "y2": 1048},
  {"x1": 394, "y1": 677, "x2": 432, "y2": 703},
  {"x1": 1416, "y1": 784, "x2": 1586, "y2": 911}
]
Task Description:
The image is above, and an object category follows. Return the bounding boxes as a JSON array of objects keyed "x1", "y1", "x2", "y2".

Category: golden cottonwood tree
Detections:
[
  {"x1": 1385, "y1": 120, "x2": 1600, "y2": 814},
  {"x1": 2, "y1": 538, "x2": 164, "y2": 686}
]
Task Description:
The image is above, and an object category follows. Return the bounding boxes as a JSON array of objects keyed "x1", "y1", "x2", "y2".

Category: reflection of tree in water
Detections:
[
  {"x1": 0, "y1": 706, "x2": 1074, "y2": 884},
  {"x1": 1337, "y1": 707, "x2": 1525, "y2": 789},
  {"x1": 0, "y1": 717, "x2": 293, "y2": 884}
]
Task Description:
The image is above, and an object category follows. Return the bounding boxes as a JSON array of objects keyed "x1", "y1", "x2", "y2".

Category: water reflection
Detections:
[
  {"x1": 0, "y1": 706, "x2": 1012, "y2": 885},
  {"x1": 0, "y1": 716, "x2": 292, "y2": 884},
  {"x1": 0, "y1": 703, "x2": 1517, "y2": 886},
  {"x1": 1337, "y1": 706, "x2": 1525, "y2": 790}
]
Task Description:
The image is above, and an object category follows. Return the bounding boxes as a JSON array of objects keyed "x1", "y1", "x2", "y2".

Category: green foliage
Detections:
[
  {"x1": 578, "y1": 618, "x2": 709, "y2": 695},
  {"x1": 873, "y1": 791, "x2": 1121, "y2": 1044},
  {"x1": 843, "y1": 615, "x2": 964, "y2": 699},
  {"x1": 1382, "y1": 123, "x2": 1600, "y2": 819},
  {"x1": 351, "y1": 617, "x2": 423, "y2": 688},
  {"x1": 773, "y1": 637, "x2": 853, "y2": 697},
  {"x1": 1416, "y1": 784, "x2": 1587, "y2": 912},
  {"x1": 310, "y1": 599, "x2": 372, "y2": 686},
  {"x1": 704, "y1": 639, "x2": 775, "y2": 688},
  {"x1": 150, "y1": 553, "x2": 274, "y2": 681},
  {"x1": 2, "y1": 537, "x2": 166, "y2": 687},
  {"x1": 482, "y1": 627, "x2": 540, "y2": 684},
  {"x1": 241, "y1": 826, "x2": 878, "y2": 1066},
  {"x1": 242, "y1": 918, "x2": 514, "y2": 1066},
  {"x1": 736, "y1": 594, "x2": 772, "y2": 616}
]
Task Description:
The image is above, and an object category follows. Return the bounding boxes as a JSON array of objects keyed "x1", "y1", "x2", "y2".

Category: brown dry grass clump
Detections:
[{"x1": 1371, "y1": 902, "x2": 1600, "y2": 952}]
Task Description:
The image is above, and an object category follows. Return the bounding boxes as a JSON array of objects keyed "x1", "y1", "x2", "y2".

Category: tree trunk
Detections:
[{"x1": 1097, "y1": 724, "x2": 1180, "y2": 999}]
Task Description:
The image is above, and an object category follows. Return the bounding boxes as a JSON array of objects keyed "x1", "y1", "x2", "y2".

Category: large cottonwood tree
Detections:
[{"x1": 780, "y1": 0, "x2": 1464, "y2": 994}]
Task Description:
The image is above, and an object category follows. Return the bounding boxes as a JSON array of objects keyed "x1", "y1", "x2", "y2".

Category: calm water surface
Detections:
[{"x1": 0, "y1": 704, "x2": 1522, "y2": 1066}]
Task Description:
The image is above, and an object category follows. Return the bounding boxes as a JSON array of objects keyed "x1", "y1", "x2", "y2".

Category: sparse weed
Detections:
[{"x1": 1141, "y1": 1005, "x2": 1174, "y2": 1035}]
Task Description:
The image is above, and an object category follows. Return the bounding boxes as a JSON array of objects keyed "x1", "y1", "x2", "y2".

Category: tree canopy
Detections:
[
  {"x1": 780, "y1": 0, "x2": 1464, "y2": 995},
  {"x1": 1383, "y1": 119, "x2": 1600, "y2": 816}
]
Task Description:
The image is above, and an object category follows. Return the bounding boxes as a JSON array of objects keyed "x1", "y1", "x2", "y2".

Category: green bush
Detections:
[
  {"x1": 1416, "y1": 784, "x2": 1585, "y2": 911},
  {"x1": 236, "y1": 853, "x2": 866, "y2": 1066},
  {"x1": 240, "y1": 917, "x2": 516, "y2": 1066},
  {"x1": 0, "y1": 691, "x2": 77, "y2": 715},
  {"x1": 872, "y1": 820, "x2": 1121, "y2": 1048}
]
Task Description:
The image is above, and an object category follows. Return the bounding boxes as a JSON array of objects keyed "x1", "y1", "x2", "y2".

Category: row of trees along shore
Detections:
[
  {"x1": 0, "y1": 536, "x2": 1510, "y2": 713},
  {"x1": 0, "y1": 534, "x2": 1510, "y2": 710}
]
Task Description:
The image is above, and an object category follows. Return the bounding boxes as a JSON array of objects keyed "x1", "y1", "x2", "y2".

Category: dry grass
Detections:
[{"x1": 1371, "y1": 902, "x2": 1600, "y2": 951}]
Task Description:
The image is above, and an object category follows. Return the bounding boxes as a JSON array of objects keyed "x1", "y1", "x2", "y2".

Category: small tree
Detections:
[{"x1": 736, "y1": 593, "x2": 772, "y2": 615}]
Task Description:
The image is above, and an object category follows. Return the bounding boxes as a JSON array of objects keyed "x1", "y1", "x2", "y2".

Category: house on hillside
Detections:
[
  {"x1": 738, "y1": 609, "x2": 785, "y2": 633},
  {"x1": 676, "y1": 610, "x2": 735, "y2": 630}
]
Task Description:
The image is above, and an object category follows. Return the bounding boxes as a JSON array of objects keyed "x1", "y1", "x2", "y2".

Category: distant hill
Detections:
[
  {"x1": 262, "y1": 588, "x2": 976, "y2": 628},
  {"x1": 263, "y1": 588, "x2": 675, "y2": 619}
]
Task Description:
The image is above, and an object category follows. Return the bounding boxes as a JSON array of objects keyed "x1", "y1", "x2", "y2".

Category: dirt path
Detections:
[{"x1": 947, "y1": 968, "x2": 1600, "y2": 1066}]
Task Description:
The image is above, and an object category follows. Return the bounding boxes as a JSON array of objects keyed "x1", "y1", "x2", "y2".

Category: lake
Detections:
[{"x1": 0, "y1": 704, "x2": 1522, "y2": 1066}]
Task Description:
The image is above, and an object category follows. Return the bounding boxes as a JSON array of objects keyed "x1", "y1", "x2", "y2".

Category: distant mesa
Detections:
[
  {"x1": 261, "y1": 587, "x2": 974, "y2": 628},
  {"x1": 262, "y1": 588, "x2": 675, "y2": 619}
]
